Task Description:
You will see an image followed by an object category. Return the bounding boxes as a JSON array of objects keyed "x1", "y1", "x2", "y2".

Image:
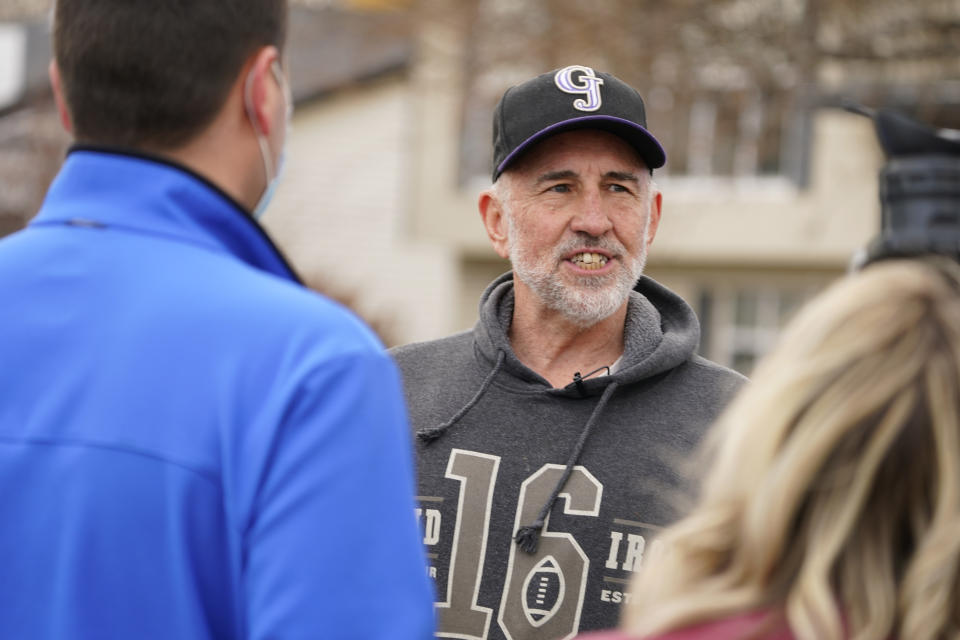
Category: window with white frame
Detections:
[{"x1": 698, "y1": 284, "x2": 815, "y2": 376}]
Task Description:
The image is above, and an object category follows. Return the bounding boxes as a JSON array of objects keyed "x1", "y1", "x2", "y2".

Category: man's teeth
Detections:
[{"x1": 571, "y1": 252, "x2": 608, "y2": 270}]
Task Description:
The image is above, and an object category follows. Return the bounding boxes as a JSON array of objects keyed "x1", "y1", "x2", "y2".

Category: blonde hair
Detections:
[{"x1": 624, "y1": 259, "x2": 960, "y2": 640}]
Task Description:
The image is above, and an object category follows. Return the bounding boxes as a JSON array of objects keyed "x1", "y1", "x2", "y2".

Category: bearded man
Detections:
[{"x1": 392, "y1": 66, "x2": 744, "y2": 639}]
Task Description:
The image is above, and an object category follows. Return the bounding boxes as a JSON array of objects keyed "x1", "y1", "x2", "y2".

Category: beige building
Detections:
[{"x1": 264, "y1": 71, "x2": 456, "y2": 346}]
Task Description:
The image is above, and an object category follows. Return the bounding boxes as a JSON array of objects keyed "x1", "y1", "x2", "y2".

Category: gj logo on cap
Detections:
[{"x1": 553, "y1": 65, "x2": 604, "y2": 112}]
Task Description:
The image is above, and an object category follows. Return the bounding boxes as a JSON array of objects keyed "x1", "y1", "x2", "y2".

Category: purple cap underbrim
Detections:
[{"x1": 495, "y1": 115, "x2": 667, "y2": 179}]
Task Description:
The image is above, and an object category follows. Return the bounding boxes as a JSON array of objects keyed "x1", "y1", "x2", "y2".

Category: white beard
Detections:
[{"x1": 508, "y1": 223, "x2": 649, "y2": 328}]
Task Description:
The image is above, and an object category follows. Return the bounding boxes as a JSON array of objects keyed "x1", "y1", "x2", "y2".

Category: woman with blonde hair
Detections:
[{"x1": 581, "y1": 258, "x2": 960, "y2": 640}]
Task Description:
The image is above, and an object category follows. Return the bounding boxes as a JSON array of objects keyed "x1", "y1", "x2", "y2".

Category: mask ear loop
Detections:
[
  {"x1": 244, "y1": 63, "x2": 277, "y2": 184},
  {"x1": 274, "y1": 61, "x2": 293, "y2": 123}
]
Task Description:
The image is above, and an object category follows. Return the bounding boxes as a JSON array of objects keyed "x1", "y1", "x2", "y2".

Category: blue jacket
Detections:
[{"x1": 0, "y1": 148, "x2": 435, "y2": 639}]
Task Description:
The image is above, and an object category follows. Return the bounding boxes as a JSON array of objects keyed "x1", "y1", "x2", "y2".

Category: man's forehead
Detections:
[
  {"x1": 533, "y1": 168, "x2": 640, "y2": 184},
  {"x1": 507, "y1": 129, "x2": 648, "y2": 179}
]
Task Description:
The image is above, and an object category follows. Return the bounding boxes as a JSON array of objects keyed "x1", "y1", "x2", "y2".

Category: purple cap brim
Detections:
[{"x1": 495, "y1": 115, "x2": 667, "y2": 179}]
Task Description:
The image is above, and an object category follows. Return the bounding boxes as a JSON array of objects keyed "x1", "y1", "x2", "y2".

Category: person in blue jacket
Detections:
[{"x1": 0, "y1": 1, "x2": 434, "y2": 639}]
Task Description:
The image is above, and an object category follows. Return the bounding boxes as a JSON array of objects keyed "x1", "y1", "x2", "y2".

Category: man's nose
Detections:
[{"x1": 569, "y1": 191, "x2": 613, "y2": 237}]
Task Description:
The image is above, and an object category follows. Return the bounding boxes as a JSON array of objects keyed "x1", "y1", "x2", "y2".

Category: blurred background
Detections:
[{"x1": 2, "y1": 0, "x2": 959, "y2": 374}]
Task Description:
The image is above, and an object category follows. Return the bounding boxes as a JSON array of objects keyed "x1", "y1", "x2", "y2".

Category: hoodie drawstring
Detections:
[
  {"x1": 417, "y1": 350, "x2": 506, "y2": 445},
  {"x1": 514, "y1": 381, "x2": 620, "y2": 554}
]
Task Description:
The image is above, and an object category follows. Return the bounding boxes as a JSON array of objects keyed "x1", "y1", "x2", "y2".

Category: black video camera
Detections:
[{"x1": 849, "y1": 106, "x2": 960, "y2": 267}]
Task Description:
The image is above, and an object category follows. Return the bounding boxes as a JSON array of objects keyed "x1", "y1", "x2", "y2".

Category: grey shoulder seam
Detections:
[
  {"x1": 686, "y1": 356, "x2": 748, "y2": 380},
  {"x1": 389, "y1": 330, "x2": 475, "y2": 355}
]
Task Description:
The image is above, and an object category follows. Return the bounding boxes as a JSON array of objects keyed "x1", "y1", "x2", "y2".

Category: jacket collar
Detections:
[{"x1": 31, "y1": 145, "x2": 301, "y2": 284}]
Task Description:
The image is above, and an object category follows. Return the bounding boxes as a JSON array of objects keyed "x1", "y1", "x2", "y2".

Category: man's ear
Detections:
[
  {"x1": 48, "y1": 61, "x2": 72, "y2": 134},
  {"x1": 479, "y1": 190, "x2": 511, "y2": 259},
  {"x1": 645, "y1": 189, "x2": 663, "y2": 248},
  {"x1": 242, "y1": 45, "x2": 282, "y2": 136}
]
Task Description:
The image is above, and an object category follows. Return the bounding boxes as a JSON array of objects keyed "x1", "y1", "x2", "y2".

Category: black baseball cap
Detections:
[{"x1": 491, "y1": 65, "x2": 666, "y2": 181}]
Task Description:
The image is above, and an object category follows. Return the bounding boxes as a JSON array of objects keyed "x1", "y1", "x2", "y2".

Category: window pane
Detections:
[
  {"x1": 732, "y1": 351, "x2": 757, "y2": 375},
  {"x1": 757, "y1": 92, "x2": 785, "y2": 175},
  {"x1": 778, "y1": 291, "x2": 804, "y2": 327},
  {"x1": 697, "y1": 290, "x2": 713, "y2": 357},
  {"x1": 735, "y1": 291, "x2": 758, "y2": 326}
]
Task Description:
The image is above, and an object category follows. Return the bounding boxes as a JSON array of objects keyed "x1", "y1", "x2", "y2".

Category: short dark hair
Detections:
[{"x1": 54, "y1": 0, "x2": 288, "y2": 149}]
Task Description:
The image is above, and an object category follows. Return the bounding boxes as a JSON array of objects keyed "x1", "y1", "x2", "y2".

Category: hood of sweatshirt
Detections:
[
  {"x1": 473, "y1": 271, "x2": 702, "y2": 397},
  {"x1": 407, "y1": 271, "x2": 725, "y2": 555}
]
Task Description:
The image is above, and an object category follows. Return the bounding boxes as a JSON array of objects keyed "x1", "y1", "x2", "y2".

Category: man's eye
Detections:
[
  {"x1": 547, "y1": 184, "x2": 571, "y2": 193},
  {"x1": 608, "y1": 184, "x2": 631, "y2": 193}
]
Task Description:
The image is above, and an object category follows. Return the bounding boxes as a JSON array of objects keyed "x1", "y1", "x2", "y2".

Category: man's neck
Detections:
[
  {"x1": 151, "y1": 97, "x2": 264, "y2": 214},
  {"x1": 160, "y1": 138, "x2": 257, "y2": 213},
  {"x1": 508, "y1": 286, "x2": 628, "y2": 389}
]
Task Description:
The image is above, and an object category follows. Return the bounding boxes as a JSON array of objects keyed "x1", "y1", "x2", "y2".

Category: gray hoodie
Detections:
[{"x1": 392, "y1": 272, "x2": 744, "y2": 639}]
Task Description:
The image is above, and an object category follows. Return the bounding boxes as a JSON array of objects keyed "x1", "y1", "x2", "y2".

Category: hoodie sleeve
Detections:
[{"x1": 242, "y1": 348, "x2": 435, "y2": 639}]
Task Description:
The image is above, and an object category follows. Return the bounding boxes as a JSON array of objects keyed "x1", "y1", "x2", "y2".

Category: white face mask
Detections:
[{"x1": 243, "y1": 61, "x2": 293, "y2": 220}]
